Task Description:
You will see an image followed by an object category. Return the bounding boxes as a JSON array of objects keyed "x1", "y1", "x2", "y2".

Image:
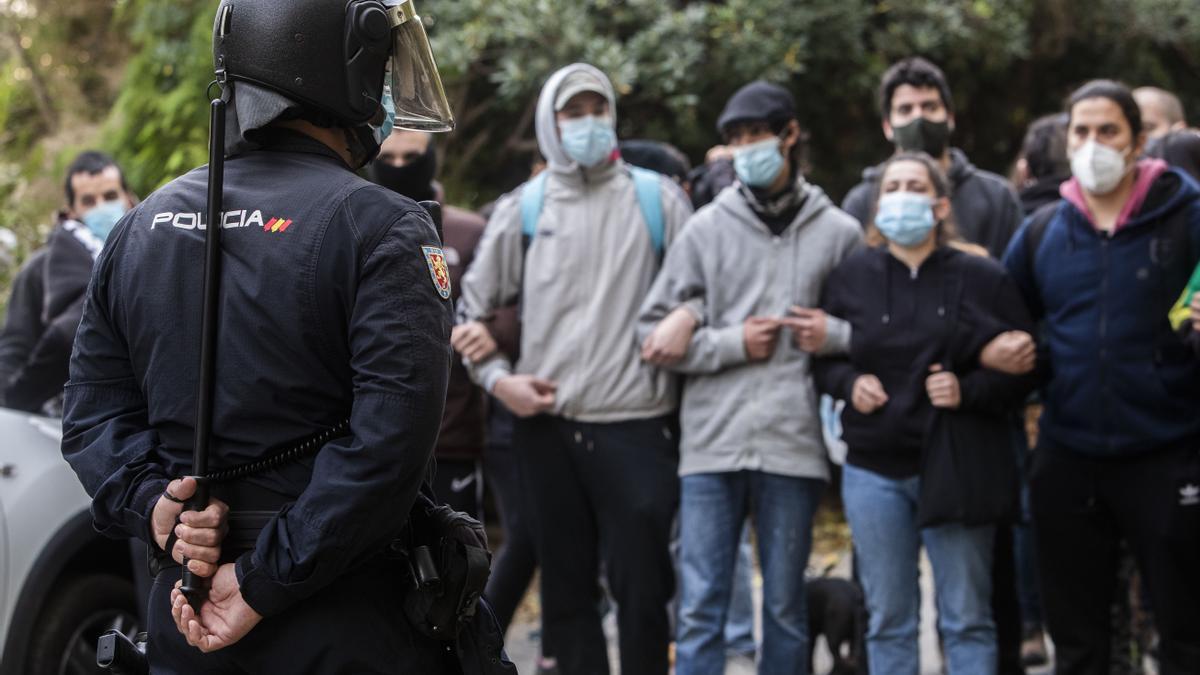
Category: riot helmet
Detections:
[{"x1": 212, "y1": 0, "x2": 453, "y2": 137}]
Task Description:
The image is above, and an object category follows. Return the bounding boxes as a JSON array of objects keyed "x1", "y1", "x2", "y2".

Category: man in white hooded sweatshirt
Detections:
[{"x1": 457, "y1": 63, "x2": 693, "y2": 674}]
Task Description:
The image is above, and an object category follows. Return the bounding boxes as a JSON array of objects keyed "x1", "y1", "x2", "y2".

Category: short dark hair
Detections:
[
  {"x1": 619, "y1": 140, "x2": 691, "y2": 183},
  {"x1": 1067, "y1": 79, "x2": 1143, "y2": 138},
  {"x1": 1021, "y1": 113, "x2": 1071, "y2": 181},
  {"x1": 879, "y1": 57, "x2": 954, "y2": 120},
  {"x1": 64, "y1": 151, "x2": 127, "y2": 206}
]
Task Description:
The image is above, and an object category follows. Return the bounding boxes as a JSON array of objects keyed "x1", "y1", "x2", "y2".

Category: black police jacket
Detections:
[{"x1": 61, "y1": 130, "x2": 452, "y2": 618}]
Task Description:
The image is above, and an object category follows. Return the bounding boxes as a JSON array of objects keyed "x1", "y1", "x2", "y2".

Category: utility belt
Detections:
[{"x1": 148, "y1": 420, "x2": 492, "y2": 641}]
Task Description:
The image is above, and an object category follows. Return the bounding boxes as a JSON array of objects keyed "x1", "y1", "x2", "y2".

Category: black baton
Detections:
[{"x1": 181, "y1": 97, "x2": 226, "y2": 607}]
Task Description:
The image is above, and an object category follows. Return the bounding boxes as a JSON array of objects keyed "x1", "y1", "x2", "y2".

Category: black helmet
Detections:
[{"x1": 213, "y1": 0, "x2": 452, "y2": 130}]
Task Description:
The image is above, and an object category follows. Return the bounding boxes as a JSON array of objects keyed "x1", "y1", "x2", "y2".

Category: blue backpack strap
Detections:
[
  {"x1": 520, "y1": 172, "x2": 550, "y2": 240},
  {"x1": 629, "y1": 166, "x2": 665, "y2": 258}
]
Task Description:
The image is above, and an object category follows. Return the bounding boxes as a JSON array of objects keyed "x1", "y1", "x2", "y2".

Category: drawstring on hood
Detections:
[{"x1": 535, "y1": 63, "x2": 618, "y2": 172}]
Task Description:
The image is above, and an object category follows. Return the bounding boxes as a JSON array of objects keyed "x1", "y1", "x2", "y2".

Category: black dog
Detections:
[{"x1": 807, "y1": 577, "x2": 865, "y2": 675}]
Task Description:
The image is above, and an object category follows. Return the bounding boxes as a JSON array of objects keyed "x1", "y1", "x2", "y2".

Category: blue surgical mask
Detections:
[
  {"x1": 733, "y1": 136, "x2": 786, "y2": 189},
  {"x1": 558, "y1": 115, "x2": 617, "y2": 167},
  {"x1": 874, "y1": 191, "x2": 936, "y2": 247},
  {"x1": 81, "y1": 200, "x2": 128, "y2": 242},
  {"x1": 372, "y1": 84, "x2": 397, "y2": 146}
]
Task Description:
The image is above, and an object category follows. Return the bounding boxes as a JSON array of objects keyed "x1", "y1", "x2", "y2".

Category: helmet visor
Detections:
[{"x1": 385, "y1": 0, "x2": 454, "y2": 132}]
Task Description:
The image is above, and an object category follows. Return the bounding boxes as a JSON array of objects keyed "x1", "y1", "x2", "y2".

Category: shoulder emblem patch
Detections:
[{"x1": 421, "y1": 245, "x2": 452, "y2": 300}]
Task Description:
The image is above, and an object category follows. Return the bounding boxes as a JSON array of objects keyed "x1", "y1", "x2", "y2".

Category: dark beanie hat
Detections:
[{"x1": 717, "y1": 81, "x2": 796, "y2": 134}]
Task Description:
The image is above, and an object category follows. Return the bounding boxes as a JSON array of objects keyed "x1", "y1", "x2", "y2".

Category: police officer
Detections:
[{"x1": 60, "y1": 0, "x2": 466, "y2": 671}]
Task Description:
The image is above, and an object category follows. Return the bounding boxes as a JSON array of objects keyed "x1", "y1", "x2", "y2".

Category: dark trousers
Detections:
[
  {"x1": 513, "y1": 414, "x2": 680, "y2": 675},
  {"x1": 433, "y1": 455, "x2": 485, "y2": 520},
  {"x1": 992, "y1": 525, "x2": 1024, "y2": 675},
  {"x1": 483, "y1": 436, "x2": 538, "y2": 634},
  {"x1": 1031, "y1": 442, "x2": 1200, "y2": 675},
  {"x1": 146, "y1": 561, "x2": 460, "y2": 674}
]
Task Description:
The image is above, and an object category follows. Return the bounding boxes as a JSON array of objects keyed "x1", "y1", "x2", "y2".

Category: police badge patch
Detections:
[{"x1": 421, "y1": 246, "x2": 452, "y2": 300}]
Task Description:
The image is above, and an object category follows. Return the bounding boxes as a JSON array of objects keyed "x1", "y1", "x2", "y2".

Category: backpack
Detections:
[{"x1": 519, "y1": 166, "x2": 665, "y2": 259}]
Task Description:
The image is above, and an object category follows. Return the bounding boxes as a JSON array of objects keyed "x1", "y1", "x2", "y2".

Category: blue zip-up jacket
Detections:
[
  {"x1": 60, "y1": 130, "x2": 452, "y2": 617},
  {"x1": 1003, "y1": 167, "x2": 1200, "y2": 456}
]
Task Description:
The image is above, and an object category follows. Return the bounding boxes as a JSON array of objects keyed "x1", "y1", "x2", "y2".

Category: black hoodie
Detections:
[
  {"x1": 814, "y1": 245, "x2": 1036, "y2": 478},
  {"x1": 842, "y1": 148, "x2": 1023, "y2": 259}
]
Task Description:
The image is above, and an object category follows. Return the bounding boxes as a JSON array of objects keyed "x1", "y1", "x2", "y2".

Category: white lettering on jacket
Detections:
[{"x1": 150, "y1": 210, "x2": 266, "y2": 231}]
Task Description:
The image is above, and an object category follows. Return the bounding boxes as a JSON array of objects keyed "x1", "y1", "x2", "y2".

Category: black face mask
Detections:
[
  {"x1": 367, "y1": 142, "x2": 438, "y2": 202},
  {"x1": 892, "y1": 117, "x2": 951, "y2": 157}
]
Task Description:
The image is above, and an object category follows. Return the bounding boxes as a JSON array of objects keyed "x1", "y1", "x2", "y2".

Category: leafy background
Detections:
[{"x1": 1, "y1": 0, "x2": 1198, "y2": 295}]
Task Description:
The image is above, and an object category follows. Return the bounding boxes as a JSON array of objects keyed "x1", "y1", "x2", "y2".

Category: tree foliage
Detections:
[{"x1": 1, "y1": 0, "x2": 1198, "y2": 280}]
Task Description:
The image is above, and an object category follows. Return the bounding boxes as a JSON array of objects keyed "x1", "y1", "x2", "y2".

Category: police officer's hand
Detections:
[
  {"x1": 493, "y1": 375, "x2": 557, "y2": 417},
  {"x1": 171, "y1": 563, "x2": 262, "y2": 653},
  {"x1": 851, "y1": 374, "x2": 889, "y2": 414},
  {"x1": 783, "y1": 306, "x2": 828, "y2": 353},
  {"x1": 151, "y1": 477, "x2": 229, "y2": 578},
  {"x1": 1191, "y1": 293, "x2": 1200, "y2": 330},
  {"x1": 979, "y1": 330, "x2": 1036, "y2": 375},
  {"x1": 743, "y1": 317, "x2": 782, "y2": 361},
  {"x1": 926, "y1": 365, "x2": 962, "y2": 410},
  {"x1": 451, "y1": 321, "x2": 499, "y2": 364},
  {"x1": 641, "y1": 306, "x2": 697, "y2": 366}
]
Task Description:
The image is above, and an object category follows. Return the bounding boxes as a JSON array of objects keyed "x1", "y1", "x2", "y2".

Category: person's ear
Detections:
[
  {"x1": 933, "y1": 196, "x2": 952, "y2": 222},
  {"x1": 882, "y1": 119, "x2": 894, "y2": 142},
  {"x1": 947, "y1": 113, "x2": 956, "y2": 134},
  {"x1": 782, "y1": 120, "x2": 800, "y2": 150}
]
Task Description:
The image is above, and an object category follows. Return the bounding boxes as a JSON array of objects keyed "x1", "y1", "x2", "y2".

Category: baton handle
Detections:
[{"x1": 183, "y1": 97, "x2": 226, "y2": 608}]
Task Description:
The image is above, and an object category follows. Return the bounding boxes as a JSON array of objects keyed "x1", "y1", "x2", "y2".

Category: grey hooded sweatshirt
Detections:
[
  {"x1": 459, "y1": 63, "x2": 693, "y2": 422},
  {"x1": 637, "y1": 182, "x2": 861, "y2": 479}
]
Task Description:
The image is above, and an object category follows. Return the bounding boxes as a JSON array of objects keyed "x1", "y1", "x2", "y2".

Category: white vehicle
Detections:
[{"x1": 0, "y1": 408, "x2": 142, "y2": 675}]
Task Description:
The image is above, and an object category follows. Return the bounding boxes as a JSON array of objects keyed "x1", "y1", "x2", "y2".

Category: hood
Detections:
[
  {"x1": 713, "y1": 179, "x2": 834, "y2": 236},
  {"x1": 1125, "y1": 164, "x2": 1200, "y2": 227},
  {"x1": 1060, "y1": 159, "x2": 1185, "y2": 232},
  {"x1": 534, "y1": 63, "x2": 618, "y2": 171}
]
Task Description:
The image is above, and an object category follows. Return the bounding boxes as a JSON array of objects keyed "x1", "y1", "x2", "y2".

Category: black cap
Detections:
[{"x1": 717, "y1": 81, "x2": 796, "y2": 134}]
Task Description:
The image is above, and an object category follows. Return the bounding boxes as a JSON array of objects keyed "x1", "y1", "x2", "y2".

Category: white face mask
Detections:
[{"x1": 1070, "y1": 139, "x2": 1132, "y2": 195}]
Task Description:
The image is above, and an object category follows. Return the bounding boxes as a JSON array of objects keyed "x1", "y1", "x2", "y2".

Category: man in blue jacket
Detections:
[{"x1": 1003, "y1": 79, "x2": 1200, "y2": 675}]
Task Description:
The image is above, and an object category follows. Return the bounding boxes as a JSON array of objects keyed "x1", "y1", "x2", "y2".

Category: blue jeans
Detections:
[
  {"x1": 677, "y1": 471, "x2": 823, "y2": 675},
  {"x1": 841, "y1": 462, "x2": 997, "y2": 675},
  {"x1": 724, "y1": 524, "x2": 757, "y2": 656}
]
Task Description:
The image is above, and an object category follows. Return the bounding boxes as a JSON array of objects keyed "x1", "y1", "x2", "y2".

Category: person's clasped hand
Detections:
[
  {"x1": 451, "y1": 321, "x2": 498, "y2": 364},
  {"x1": 926, "y1": 364, "x2": 962, "y2": 410},
  {"x1": 781, "y1": 306, "x2": 829, "y2": 353},
  {"x1": 979, "y1": 330, "x2": 1036, "y2": 375},
  {"x1": 151, "y1": 476, "x2": 229, "y2": 578},
  {"x1": 493, "y1": 374, "x2": 557, "y2": 417},
  {"x1": 641, "y1": 306, "x2": 697, "y2": 366},
  {"x1": 171, "y1": 564, "x2": 262, "y2": 652},
  {"x1": 851, "y1": 374, "x2": 889, "y2": 414}
]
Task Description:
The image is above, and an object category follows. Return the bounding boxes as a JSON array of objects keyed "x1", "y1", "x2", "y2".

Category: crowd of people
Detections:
[{"x1": 4, "y1": 53, "x2": 1200, "y2": 675}]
